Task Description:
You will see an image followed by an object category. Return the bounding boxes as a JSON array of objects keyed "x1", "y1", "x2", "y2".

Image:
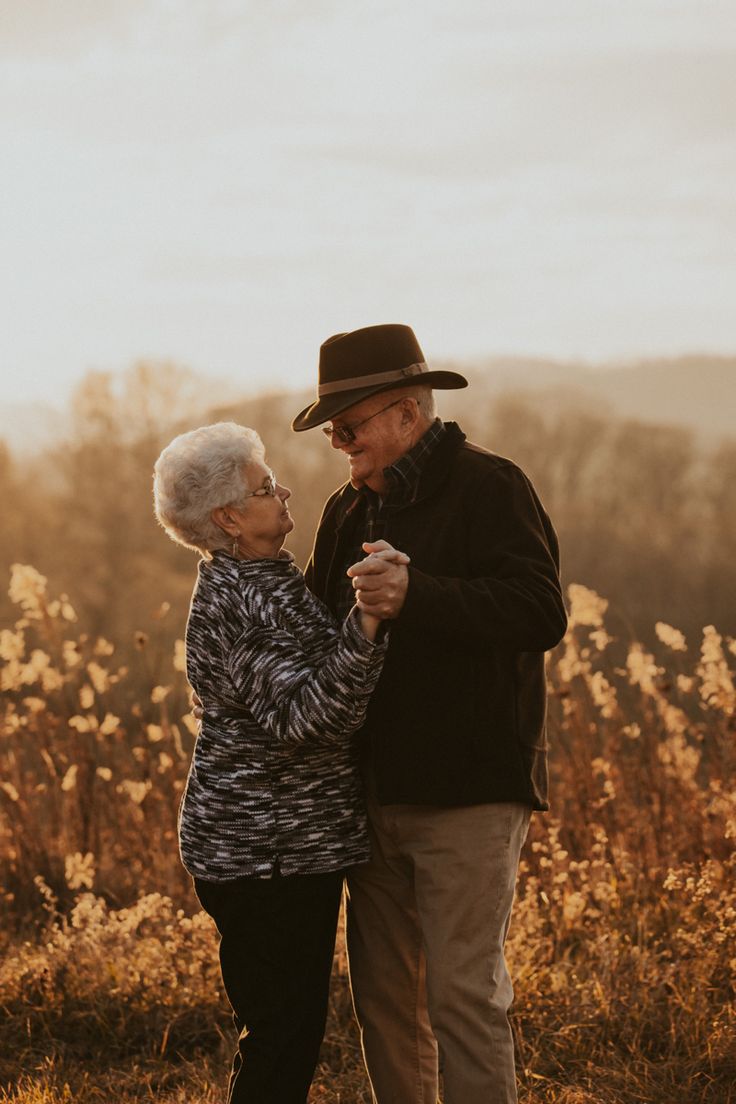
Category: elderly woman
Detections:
[{"x1": 153, "y1": 422, "x2": 403, "y2": 1104}]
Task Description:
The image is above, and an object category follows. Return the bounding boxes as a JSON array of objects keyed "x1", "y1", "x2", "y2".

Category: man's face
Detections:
[{"x1": 327, "y1": 393, "x2": 409, "y2": 493}]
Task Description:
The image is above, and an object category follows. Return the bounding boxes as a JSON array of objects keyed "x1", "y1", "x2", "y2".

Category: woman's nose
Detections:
[{"x1": 277, "y1": 483, "x2": 291, "y2": 500}]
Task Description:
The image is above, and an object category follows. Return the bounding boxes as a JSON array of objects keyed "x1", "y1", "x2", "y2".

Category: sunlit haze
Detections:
[{"x1": 2, "y1": 0, "x2": 735, "y2": 407}]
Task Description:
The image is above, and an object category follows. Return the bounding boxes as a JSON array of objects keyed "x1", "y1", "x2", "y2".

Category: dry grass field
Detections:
[{"x1": 1, "y1": 564, "x2": 734, "y2": 1102}]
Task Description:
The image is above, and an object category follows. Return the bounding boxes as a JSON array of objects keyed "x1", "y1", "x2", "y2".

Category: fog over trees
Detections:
[{"x1": 2, "y1": 361, "x2": 734, "y2": 659}]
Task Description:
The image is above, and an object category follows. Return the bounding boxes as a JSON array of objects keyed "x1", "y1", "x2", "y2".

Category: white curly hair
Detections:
[{"x1": 153, "y1": 422, "x2": 265, "y2": 554}]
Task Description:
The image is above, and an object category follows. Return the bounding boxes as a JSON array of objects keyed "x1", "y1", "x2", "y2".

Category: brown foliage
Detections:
[
  {"x1": 1, "y1": 364, "x2": 735, "y2": 1100},
  {"x1": 1, "y1": 569, "x2": 734, "y2": 1102},
  {"x1": 2, "y1": 365, "x2": 736, "y2": 660}
]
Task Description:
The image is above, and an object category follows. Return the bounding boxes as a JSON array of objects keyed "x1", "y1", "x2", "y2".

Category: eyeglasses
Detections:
[
  {"x1": 321, "y1": 399, "x2": 403, "y2": 444},
  {"x1": 241, "y1": 472, "x2": 278, "y2": 500}
]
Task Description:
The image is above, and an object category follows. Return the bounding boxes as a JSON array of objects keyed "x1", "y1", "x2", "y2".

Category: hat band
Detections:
[{"x1": 317, "y1": 361, "x2": 428, "y2": 397}]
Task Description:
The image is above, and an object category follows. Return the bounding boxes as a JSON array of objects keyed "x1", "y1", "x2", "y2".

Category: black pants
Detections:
[{"x1": 194, "y1": 869, "x2": 344, "y2": 1104}]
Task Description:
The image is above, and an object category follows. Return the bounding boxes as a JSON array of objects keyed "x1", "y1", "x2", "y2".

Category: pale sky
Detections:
[{"x1": 2, "y1": 0, "x2": 735, "y2": 406}]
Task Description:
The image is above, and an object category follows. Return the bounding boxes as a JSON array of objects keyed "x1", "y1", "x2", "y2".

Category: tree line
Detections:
[{"x1": 2, "y1": 362, "x2": 734, "y2": 659}]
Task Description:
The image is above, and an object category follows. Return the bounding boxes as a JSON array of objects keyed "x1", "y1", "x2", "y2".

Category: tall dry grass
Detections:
[{"x1": 1, "y1": 566, "x2": 734, "y2": 1102}]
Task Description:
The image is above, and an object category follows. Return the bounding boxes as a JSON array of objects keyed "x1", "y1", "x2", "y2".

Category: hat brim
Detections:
[{"x1": 291, "y1": 370, "x2": 468, "y2": 432}]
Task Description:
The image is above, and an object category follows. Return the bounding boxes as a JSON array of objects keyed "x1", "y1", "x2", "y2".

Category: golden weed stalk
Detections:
[{"x1": 1, "y1": 569, "x2": 735, "y2": 1102}]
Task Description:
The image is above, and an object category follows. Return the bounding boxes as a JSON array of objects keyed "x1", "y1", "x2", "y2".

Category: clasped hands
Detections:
[{"x1": 347, "y1": 539, "x2": 410, "y2": 621}]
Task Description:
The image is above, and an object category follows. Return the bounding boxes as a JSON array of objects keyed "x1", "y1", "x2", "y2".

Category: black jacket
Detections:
[{"x1": 305, "y1": 422, "x2": 567, "y2": 809}]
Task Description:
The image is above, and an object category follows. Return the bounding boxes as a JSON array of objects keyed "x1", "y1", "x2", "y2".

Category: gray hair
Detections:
[
  {"x1": 391, "y1": 383, "x2": 438, "y2": 422},
  {"x1": 153, "y1": 422, "x2": 265, "y2": 554}
]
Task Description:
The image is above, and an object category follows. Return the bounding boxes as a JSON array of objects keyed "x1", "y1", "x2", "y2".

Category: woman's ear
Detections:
[{"x1": 211, "y1": 506, "x2": 236, "y2": 535}]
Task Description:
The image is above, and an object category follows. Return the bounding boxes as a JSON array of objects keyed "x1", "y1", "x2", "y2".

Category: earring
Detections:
[{"x1": 231, "y1": 536, "x2": 240, "y2": 557}]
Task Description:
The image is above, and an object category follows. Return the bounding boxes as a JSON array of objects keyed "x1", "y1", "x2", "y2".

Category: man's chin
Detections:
[{"x1": 347, "y1": 457, "x2": 366, "y2": 490}]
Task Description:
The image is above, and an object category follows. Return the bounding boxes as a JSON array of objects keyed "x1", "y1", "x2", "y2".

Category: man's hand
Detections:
[{"x1": 347, "y1": 540, "x2": 410, "y2": 620}]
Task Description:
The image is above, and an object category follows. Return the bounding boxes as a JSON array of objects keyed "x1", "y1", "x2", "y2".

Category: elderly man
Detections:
[{"x1": 292, "y1": 324, "x2": 567, "y2": 1104}]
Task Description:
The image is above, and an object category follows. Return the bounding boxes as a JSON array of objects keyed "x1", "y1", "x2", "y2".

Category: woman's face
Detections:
[{"x1": 232, "y1": 460, "x2": 294, "y2": 555}]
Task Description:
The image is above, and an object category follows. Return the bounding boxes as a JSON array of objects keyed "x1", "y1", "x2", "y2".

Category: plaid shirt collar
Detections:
[
  {"x1": 333, "y1": 419, "x2": 447, "y2": 622},
  {"x1": 379, "y1": 417, "x2": 446, "y2": 507}
]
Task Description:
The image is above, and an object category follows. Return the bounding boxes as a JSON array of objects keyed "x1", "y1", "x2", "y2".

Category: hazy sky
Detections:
[{"x1": 2, "y1": 0, "x2": 735, "y2": 406}]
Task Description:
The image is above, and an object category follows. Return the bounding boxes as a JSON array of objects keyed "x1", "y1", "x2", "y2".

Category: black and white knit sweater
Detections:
[{"x1": 179, "y1": 549, "x2": 387, "y2": 881}]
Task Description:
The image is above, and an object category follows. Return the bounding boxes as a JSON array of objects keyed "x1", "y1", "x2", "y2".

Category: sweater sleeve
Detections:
[
  {"x1": 399, "y1": 463, "x2": 567, "y2": 652},
  {"x1": 226, "y1": 607, "x2": 388, "y2": 746}
]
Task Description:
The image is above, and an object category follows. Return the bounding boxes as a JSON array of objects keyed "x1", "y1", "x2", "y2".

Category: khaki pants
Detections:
[{"x1": 346, "y1": 787, "x2": 530, "y2": 1104}]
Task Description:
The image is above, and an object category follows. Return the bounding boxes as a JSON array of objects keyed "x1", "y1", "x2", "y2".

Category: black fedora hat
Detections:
[{"x1": 291, "y1": 323, "x2": 468, "y2": 432}]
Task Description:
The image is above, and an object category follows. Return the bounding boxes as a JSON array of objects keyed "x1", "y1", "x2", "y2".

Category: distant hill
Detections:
[
  {"x1": 222, "y1": 355, "x2": 735, "y2": 445},
  {"x1": 577, "y1": 357, "x2": 735, "y2": 441},
  {"x1": 1, "y1": 356, "x2": 733, "y2": 456},
  {"x1": 435, "y1": 355, "x2": 736, "y2": 444}
]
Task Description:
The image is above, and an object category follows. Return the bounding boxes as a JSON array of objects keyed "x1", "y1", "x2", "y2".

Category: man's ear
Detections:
[
  {"x1": 211, "y1": 506, "x2": 236, "y2": 535},
  {"x1": 400, "y1": 397, "x2": 419, "y2": 427}
]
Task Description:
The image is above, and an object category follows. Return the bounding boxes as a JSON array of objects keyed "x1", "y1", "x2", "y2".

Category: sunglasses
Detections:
[{"x1": 321, "y1": 399, "x2": 403, "y2": 444}]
